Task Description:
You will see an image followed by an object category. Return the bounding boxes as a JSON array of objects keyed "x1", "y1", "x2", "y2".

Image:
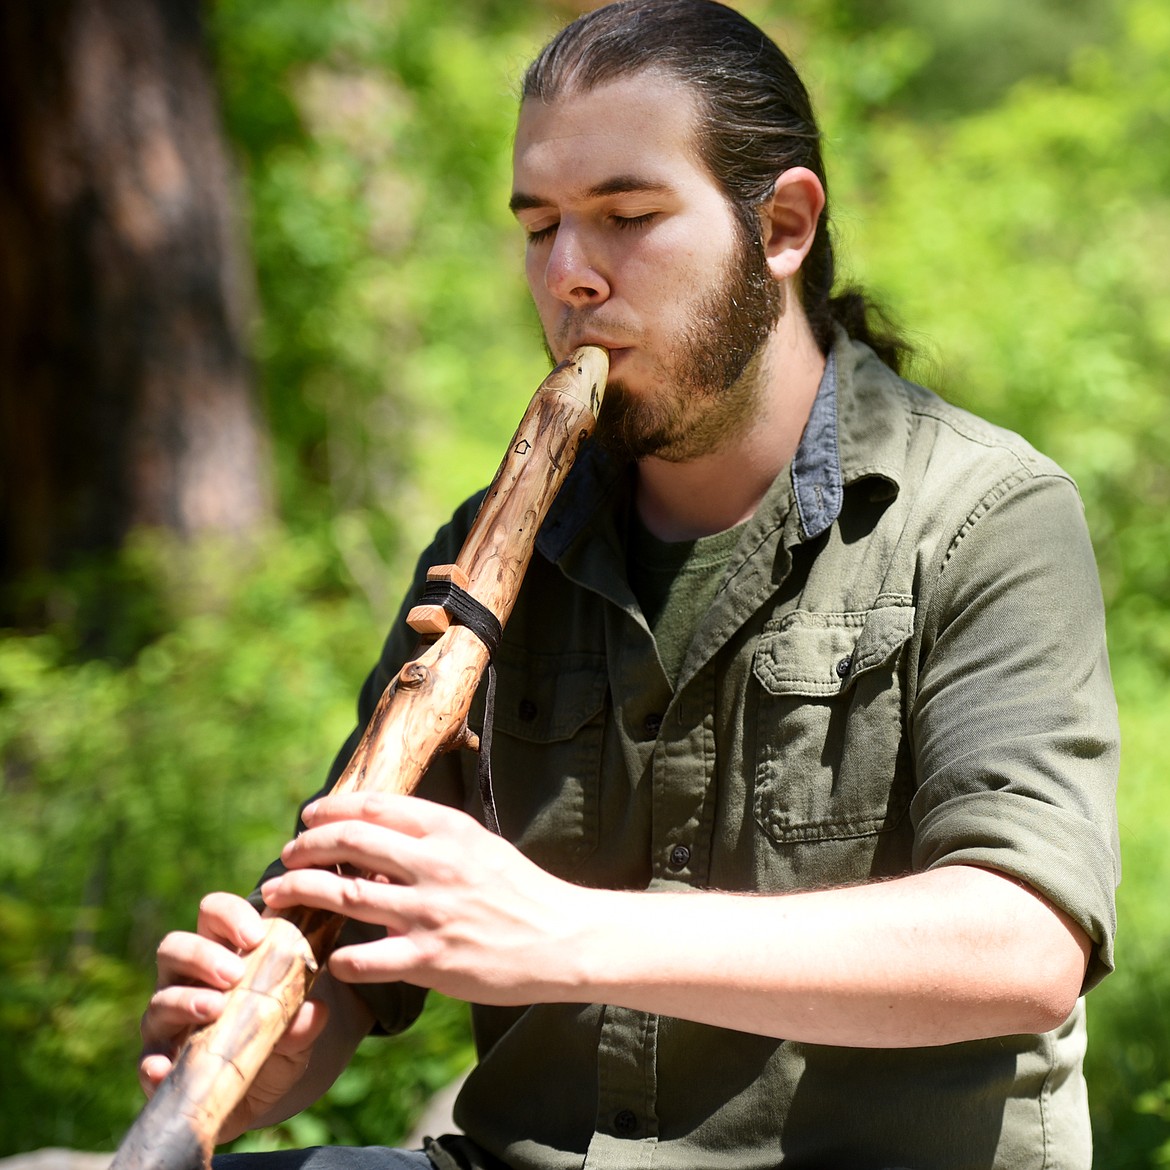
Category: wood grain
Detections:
[{"x1": 110, "y1": 346, "x2": 607, "y2": 1170}]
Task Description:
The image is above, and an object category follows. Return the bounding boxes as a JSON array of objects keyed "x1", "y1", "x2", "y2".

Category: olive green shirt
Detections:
[{"x1": 302, "y1": 334, "x2": 1120, "y2": 1170}]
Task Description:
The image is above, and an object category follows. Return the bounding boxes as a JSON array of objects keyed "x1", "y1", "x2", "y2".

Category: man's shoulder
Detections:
[
  {"x1": 905, "y1": 377, "x2": 1068, "y2": 482},
  {"x1": 843, "y1": 338, "x2": 1076, "y2": 501}
]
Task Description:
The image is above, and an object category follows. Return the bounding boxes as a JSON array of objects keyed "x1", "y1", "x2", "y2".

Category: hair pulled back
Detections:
[{"x1": 523, "y1": 0, "x2": 910, "y2": 373}]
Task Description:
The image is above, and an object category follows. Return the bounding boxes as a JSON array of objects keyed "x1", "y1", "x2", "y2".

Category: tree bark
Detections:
[{"x1": 0, "y1": 0, "x2": 270, "y2": 606}]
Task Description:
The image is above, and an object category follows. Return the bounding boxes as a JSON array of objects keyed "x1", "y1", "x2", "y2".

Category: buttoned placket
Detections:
[{"x1": 541, "y1": 355, "x2": 845, "y2": 1166}]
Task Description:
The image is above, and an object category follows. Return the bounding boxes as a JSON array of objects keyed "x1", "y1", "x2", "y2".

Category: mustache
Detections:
[{"x1": 550, "y1": 310, "x2": 642, "y2": 356}]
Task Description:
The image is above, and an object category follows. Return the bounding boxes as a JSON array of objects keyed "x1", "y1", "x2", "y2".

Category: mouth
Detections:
[{"x1": 567, "y1": 339, "x2": 629, "y2": 368}]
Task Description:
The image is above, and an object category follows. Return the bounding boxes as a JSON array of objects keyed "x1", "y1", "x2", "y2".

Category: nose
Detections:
[{"x1": 544, "y1": 225, "x2": 610, "y2": 307}]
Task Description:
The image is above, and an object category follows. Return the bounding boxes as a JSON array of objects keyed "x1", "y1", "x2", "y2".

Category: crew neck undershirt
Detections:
[{"x1": 625, "y1": 511, "x2": 743, "y2": 687}]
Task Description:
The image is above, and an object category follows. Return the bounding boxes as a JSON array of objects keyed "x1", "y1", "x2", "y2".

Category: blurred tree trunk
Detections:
[{"x1": 0, "y1": 0, "x2": 271, "y2": 614}]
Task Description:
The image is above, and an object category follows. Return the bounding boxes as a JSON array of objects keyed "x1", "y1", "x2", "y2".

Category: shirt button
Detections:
[
  {"x1": 614, "y1": 1109, "x2": 637, "y2": 1135},
  {"x1": 669, "y1": 845, "x2": 691, "y2": 869},
  {"x1": 642, "y1": 713, "x2": 663, "y2": 739},
  {"x1": 835, "y1": 655, "x2": 853, "y2": 679},
  {"x1": 518, "y1": 698, "x2": 538, "y2": 721}
]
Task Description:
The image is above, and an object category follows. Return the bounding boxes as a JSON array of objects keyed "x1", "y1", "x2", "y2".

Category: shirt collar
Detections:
[
  {"x1": 538, "y1": 330, "x2": 906, "y2": 562},
  {"x1": 791, "y1": 347, "x2": 842, "y2": 540}
]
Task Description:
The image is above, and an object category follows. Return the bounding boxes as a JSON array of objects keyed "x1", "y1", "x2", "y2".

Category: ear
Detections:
[{"x1": 758, "y1": 167, "x2": 826, "y2": 282}]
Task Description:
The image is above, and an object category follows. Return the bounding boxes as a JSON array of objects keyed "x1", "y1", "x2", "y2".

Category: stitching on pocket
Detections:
[{"x1": 753, "y1": 605, "x2": 915, "y2": 696}]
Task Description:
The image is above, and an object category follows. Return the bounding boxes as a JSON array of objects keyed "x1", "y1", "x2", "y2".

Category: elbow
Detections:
[
  {"x1": 1001, "y1": 917, "x2": 1092, "y2": 1035},
  {"x1": 957, "y1": 867, "x2": 1093, "y2": 1037},
  {"x1": 1024, "y1": 953, "x2": 1089, "y2": 1033},
  {"x1": 1011, "y1": 981, "x2": 1082, "y2": 1036}
]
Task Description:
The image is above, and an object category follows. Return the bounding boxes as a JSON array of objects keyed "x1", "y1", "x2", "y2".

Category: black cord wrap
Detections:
[
  {"x1": 418, "y1": 579, "x2": 502, "y2": 657},
  {"x1": 417, "y1": 578, "x2": 503, "y2": 835}
]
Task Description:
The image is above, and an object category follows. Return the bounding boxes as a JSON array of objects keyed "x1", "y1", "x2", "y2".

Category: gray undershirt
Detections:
[{"x1": 626, "y1": 512, "x2": 742, "y2": 687}]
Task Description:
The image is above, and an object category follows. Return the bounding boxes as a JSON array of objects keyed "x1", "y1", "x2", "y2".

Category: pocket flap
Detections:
[
  {"x1": 493, "y1": 650, "x2": 609, "y2": 742},
  {"x1": 753, "y1": 605, "x2": 915, "y2": 697}
]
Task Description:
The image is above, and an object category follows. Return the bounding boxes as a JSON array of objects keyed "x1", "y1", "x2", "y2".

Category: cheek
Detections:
[
  {"x1": 627, "y1": 224, "x2": 726, "y2": 296},
  {"x1": 524, "y1": 249, "x2": 543, "y2": 293},
  {"x1": 524, "y1": 255, "x2": 556, "y2": 316}
]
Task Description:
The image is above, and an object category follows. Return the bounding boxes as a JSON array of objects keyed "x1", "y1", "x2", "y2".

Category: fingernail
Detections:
[
  {"x1": 193, "y1": 992, "x2": 221, "y2": 1020},
  {"x1": 216, "y1": 955, "x2": 244, "y2": 983},
  {"x1": 302, "y1": 800, "x2": 319, "y2": 823}
]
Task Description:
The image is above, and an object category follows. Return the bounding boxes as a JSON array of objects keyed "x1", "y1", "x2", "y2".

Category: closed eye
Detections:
[
  {"x1": 525, "y1": 211, "x2": 657, "y2": 245},
  {"x1": 612, "y1": 212, "x2": 657, "y2": 232}
]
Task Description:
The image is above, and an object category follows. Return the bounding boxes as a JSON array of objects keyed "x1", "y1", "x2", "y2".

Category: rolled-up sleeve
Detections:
[{"x1": 910, "y1": 470, "x2": 1120, "y2": 990}]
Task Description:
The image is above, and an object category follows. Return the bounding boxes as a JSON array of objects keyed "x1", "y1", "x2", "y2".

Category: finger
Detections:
[
  {"x1": 262, "y1": 866, "x2": 420, "y2": 931},
  {"x1": 327, "y1": 934, "x2": 422, "y2": 985},
  {"x1": 140, "y1": 984, "x2": 227, "y2": 1053},
  {"x1": 301, "y1": 792, "x2": 471, "y2": 837},
  {"x1": 139, "y1": 1052, "x2": 174, "y2": 1098},
  {"x1": 156, "y1": 929, "x2": 247, "y2": 991},
  {"x1": 195, "y1": 891, "x2": 267, "y2": 951},
  {"x1": 280, "y1": 819, "x2": 427, "y2": 884},
  {"x1": 274, "y1": 995, "x2": 331, "y2": 1057}
]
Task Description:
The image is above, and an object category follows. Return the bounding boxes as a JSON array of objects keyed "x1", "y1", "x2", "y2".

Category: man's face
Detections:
[{"x1": 511, "y1": 71, "x2": 783, "y2": 462}]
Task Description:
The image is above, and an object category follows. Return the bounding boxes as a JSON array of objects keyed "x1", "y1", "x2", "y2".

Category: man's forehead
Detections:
[{"x1": 511, "y1": 74, "x2": 706, "y2": 201}]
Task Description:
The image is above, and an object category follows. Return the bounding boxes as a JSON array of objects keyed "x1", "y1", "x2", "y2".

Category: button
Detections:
[
  {"x1": 518, "y1": 698, "x2": 538, "y2": 721},
  {"x1": 835, "y1": 656, "x2": 852, "y2": 679},
  {"x1": 669, "y1": 845, "x2": 691, "y2": 869},
  {"x1": 642, "y1": 713, "x2": 663, "y2": 739},
  {"x1": 614, "y1": 1109, "x2": 637, "y2": 1135}
]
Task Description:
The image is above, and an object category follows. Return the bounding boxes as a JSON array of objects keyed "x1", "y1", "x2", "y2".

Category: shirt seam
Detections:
[{"x1": 940, "y1": 467, "x2": 1072, "y2": 573}]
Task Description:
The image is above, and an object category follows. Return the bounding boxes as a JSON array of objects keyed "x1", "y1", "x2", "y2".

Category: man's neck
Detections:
[{"x1": 634, "y1": 313, "x2": 827, "y2": 542}]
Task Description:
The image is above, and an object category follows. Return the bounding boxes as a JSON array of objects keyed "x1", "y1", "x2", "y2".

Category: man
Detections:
[{"x1": 139, "y1": 2, "x2": 1120, "y2": 1167}]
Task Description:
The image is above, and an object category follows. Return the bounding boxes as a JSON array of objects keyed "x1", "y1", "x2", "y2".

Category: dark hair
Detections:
[{"x1": 523, "y1": 0, "x2": 911, "y2": 374}]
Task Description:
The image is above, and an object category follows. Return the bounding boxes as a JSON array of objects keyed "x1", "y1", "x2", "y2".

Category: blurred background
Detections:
[{"x1": 0, "y1": 0, "x2": 1167, "y2": 1163}]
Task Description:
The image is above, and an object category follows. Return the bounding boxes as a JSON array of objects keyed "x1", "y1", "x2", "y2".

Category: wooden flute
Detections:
[{"x1": 111, "y1": 346, "x2": 608, "y2": 1170}]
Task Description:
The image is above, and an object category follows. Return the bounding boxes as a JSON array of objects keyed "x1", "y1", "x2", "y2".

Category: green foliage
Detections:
[
  {"x1": 2, "y1": 0, "x2": 1168, "y2": 1161},
  {"x1": 839, "y1": 0, "x2": 1119, "y2": 115},
  {"x1": 1089, "y1": 695, "x2": 1170, "y2": 1167},
  {"x1": 0, "y1": 530, "x2": 387, "y2": 1151},
  {"x1": 210, "y1": 0, "x2": 555, "y2": 573},
  {"x1": 817, "y1": 0, "x2": 1170, "y2": 647}
]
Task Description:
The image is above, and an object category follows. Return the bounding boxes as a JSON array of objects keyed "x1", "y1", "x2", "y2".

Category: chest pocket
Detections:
[
  {"x1": 485, "y1": 648, "x2": 609, "y2": 875},
  {"x1": 751, "y1": 604, "x2": 915, "y2": 851}
]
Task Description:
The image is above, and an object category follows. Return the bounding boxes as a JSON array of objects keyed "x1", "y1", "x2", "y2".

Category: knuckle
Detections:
[
  {"x1": 338, "y1": 874, "x2": 369, "y2": 912},
  {"x1": 429, "y1": 856, "x2": 460, "y2": 887},
  {"x1": 156, "y1": 931, "x2": 191, "y2": 976},
  {"x1": 412, "y1": 932, "x2": 444, "y2": 970},
  {"x1": 335, "y1": 822, "x2": 367, "y2": 852},
  {"x1": 357, "y1": 792, "x2": 390, "y2": 822}
]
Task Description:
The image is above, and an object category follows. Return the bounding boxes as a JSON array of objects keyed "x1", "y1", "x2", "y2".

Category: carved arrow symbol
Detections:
[{"x1": 514, "y1": 439, "x2": 532, "y2": 456}]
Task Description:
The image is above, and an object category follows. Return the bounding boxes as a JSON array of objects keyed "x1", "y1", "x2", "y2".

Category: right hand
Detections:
[{"x1": 138, "y1": 891, "x2": 331, "y2": 1141}]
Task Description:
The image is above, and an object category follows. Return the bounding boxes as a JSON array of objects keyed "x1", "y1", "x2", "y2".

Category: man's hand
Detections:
[
  {"x1": 138, "y1": 891, "x2": 336, "y2": 1142},
  {"x1": 260, "y1": 793, "x2": 587, "y2": 1005}
]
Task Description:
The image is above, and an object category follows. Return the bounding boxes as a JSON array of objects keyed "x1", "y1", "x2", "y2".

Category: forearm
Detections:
[
  {"x1": 263, "y1": 798, "x2": 1091, "y2": 1050},
  {"x1": 555, "y1": 864, "x2": 1091, "y2": 1047}
]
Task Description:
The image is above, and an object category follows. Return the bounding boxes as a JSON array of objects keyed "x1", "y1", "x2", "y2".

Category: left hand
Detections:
[{"x1": 260, "y1": 792, "x2": 589, "y2": 1004}]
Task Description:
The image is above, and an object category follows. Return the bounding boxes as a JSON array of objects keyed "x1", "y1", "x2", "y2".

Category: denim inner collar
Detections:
[{"x1": 791, "y1": 348, "x2": 843, "y2": 540}]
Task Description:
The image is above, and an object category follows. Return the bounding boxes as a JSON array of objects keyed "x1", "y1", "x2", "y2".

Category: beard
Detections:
[{"x1": 549, "y1": 219, "x2": 784, "y2": 464}]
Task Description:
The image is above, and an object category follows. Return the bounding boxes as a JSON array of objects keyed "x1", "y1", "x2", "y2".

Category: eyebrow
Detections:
[{"x1": 509, "y1": 175, "x2": 675, "y2": 215}]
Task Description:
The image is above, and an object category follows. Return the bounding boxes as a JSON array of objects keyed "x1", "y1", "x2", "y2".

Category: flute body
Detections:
[{"x1": 111, "y1": 346, "x2": 608, "y2": 1170}]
